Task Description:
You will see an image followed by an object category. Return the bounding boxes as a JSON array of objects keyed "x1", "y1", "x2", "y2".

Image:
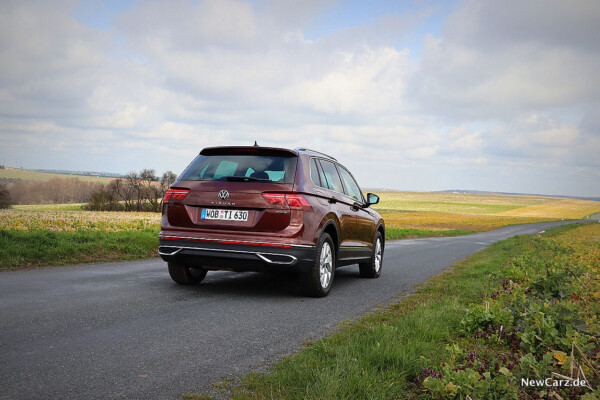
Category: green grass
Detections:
[
  {"x1": 219, "y1": 223, "x2": 597, "y2": 400},
  {"x1": 0, "y1": 229, "x2": 159, "y2": 271},
  {"x1": 386, "y1": 227, "x2": 477, "y2": 240},
  {"x1": 226, "y1": 233, "x2": 517, "y2": 399}
]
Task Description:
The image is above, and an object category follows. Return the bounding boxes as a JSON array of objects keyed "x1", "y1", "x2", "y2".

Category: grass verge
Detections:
[
  {"x1": 0, "y1": 229, "x2": 159, "y2": 271},
  {"x1": 217, "y1": 222, "x2": 600, "y2": 400}
]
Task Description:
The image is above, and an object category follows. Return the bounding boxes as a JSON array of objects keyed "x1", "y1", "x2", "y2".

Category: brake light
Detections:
[
  {"x1": 285, "y1": 194, "x2": 312, "y2": 210},
  {"x1": 163, "y1": 189, "x2": 190, "y2": 202},
  {"x1": 262, "y1": 193, "x2": 313, "y2": 211},
  {"x1": 262, "y1": 193, "x2": 286, "y2": 206}
]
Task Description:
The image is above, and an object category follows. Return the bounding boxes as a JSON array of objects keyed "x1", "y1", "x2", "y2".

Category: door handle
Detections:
[{"x1": 328, "y1": 196, "x2": 338, "y2": 204}]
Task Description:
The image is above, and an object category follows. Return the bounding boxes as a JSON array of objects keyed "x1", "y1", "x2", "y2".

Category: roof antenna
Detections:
[{"x1": 253, "y1": 141, "x2": 259, "y2": 147}]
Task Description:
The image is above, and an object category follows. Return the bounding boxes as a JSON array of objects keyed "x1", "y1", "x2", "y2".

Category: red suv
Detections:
[{"x1": 159, "y1": 146, "x2": 384, "y2": 297}]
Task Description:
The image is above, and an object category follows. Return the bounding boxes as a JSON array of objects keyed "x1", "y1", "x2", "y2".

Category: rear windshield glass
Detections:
[{"x1": 179, "y1": 155, "x2": 298, "y2": 184}]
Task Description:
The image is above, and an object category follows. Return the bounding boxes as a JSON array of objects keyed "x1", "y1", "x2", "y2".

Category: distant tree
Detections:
[
  {"x1": 139, "y1": 169, "x2": 161, "y2": 211},
  {"x1": 160, "y1": 171, "x2": 177, "y2": 208},
  {"x1": 82, "y1": 169, "x2": 178, "y2": 213},
  {"x1": 85, "y1": 185, "x2": 111, "y2": 211},
  {"x1": 161, "y1": 171, "x2": 177, "y2": 190},
  {"x1": 125, "y1": 172, "x2": 143, "y2": 211},
  {"x1": 0, "y1": 182, "x2": 13, "y2": 209},
  {"x1": 112, "y1": 177, "x2": 135, "y2": 211}
]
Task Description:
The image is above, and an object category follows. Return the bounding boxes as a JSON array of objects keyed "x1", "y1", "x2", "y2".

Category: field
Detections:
[
  {"x1": 0, "y1": 167, "x2": 114, "y2": 183},
  {"x1": 372, "y1": 191, "x2": 600, "y2": 238},
  {"x1": 1, "y1": 191, "x2": 599, "y2": 270},
  {"x1": 0, "y1": 209, "x2": 160, "y2": 232},
  {"x1": 224, "y1": 223, "x2": 600, "y2": 400},
  {"x1": 0, "y1": 209, "x2": 160, "y2": 270}
]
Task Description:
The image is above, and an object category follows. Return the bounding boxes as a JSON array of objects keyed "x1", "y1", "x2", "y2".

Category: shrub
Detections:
[{"x1": 0, "y1": 182, "x2": 12, "y2": 209}]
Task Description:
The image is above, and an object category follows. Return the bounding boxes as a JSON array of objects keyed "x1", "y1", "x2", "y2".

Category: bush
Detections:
[
  {"x1": 83, "y1": 186, "x2": 123, "y2": 211},
  {"x1": 0, "y1": 182, "x2": 12, "y2": 209}
]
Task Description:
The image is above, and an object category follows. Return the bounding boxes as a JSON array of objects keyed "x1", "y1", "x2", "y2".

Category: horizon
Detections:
[
  {"x1": 3, "y1": 165, "x2": 600, "y2": 201},
  {"x1": 1, "y1": 0, "x2": 599, "y2": 197}
]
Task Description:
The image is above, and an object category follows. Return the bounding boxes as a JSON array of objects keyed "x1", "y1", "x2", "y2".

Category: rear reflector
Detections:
[
  {"x1": 262, "y1": 193, "x2": 313, "y2": 211},
  {"x1": 160, "y1": 236, "x2": 292, "y2": 247},
  {"x1": 163, "y1": 189, "x2": 190, "y2": 202}
]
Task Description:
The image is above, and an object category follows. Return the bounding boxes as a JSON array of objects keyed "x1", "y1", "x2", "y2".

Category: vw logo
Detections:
[{"x1": 218, "y1": 190, "x2": 229, "y2": 200}]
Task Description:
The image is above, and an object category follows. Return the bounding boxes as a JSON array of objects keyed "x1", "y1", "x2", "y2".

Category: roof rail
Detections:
[{"x1": 294, "y1": 148, "x2": 337, "y2": 161}]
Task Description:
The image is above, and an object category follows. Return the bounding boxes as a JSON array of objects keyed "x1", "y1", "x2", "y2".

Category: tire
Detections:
[
  {"x1": 359, "y1": 232, "x2": 383, "y2": 278},
  {"x1": 304, "y1": 233, "x2": 335, "y2": 297},
  {"x1": 168, "y1": 262, "x2": 208, "y2": 285}
]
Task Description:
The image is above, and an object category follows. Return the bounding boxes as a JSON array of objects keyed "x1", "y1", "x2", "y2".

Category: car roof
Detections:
[{"x1": 294, "y1": 148, "x2": 337, "y2": 161}]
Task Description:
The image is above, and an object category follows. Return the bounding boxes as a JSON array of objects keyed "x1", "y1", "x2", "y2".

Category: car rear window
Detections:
[{"x1": 179, "y1": 154, "x2": 298, "y2": 183}]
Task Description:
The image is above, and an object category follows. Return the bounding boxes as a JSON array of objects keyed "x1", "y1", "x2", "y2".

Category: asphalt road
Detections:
[{"x1": 0, "y1": 220, "x2": 591, "y2": 400}]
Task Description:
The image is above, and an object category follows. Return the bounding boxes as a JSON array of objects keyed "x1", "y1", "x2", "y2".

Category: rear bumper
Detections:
[{"x1": 158, "y1": 235, "x2": 316, "y2": 273}]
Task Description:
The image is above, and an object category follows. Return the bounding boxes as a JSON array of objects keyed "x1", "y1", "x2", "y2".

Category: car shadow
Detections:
[{"x1": 163, "y1": 266, "x2": 364, "y2": 299}]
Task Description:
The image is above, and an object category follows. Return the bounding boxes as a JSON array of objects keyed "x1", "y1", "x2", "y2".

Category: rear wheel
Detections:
[
  {"x1": 359, "y1": 232, "x2": 383, "y2": 278},
  {"x1": 304, "y1": 233, "x2": 335, "y2": 297},
  {"x1": 168, "y1": 262, "x2": 208, "y2": 285}
]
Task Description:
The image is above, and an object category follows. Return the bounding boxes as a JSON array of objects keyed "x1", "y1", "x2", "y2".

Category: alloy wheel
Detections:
[
  {"x1": 374, "y1": 239, "x2": 382, "y2": 273},
  {"x1": 319, "y1": 242, "x2": 333, "y2": 288}
]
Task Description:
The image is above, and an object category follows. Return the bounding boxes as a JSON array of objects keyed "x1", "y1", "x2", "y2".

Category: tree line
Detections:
[
  {"x1": 1, "y1": 169, "x2": 177, "y2": 212},
  {"x1": 85, "y1": 169, "x2": 177, "y2": 212},
  {"x1": 6, "y1": 177, "x2": 100, "y2": 205}
]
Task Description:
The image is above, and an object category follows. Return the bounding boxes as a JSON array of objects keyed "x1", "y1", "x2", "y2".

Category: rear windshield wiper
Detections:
[{"x1": 224, "y1": 176, "x2": 271, "y2": 182}]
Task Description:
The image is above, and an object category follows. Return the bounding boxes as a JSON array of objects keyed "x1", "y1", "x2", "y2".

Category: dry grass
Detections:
[
  {"x1": 1, "y1": 191, "x2": 598, "y2": 237},
  {"x1": 380, "y1": 211, "x2": 555, "y2": 232},
  {"x1": 499, "y1": 198, "x2": 600, "y2": 219},
  {"x1": 0, "y1": 209, "x2": 160, "y2": 232},
  {"x1": 373, "y1": 191, "x2": 555, "y2": 214},
  {"x1": 0, "y1": 167, "x2": 114, "y2": 183},
  {"x1": 371, "y1": 191, "x2": 600, "y2": 233}
]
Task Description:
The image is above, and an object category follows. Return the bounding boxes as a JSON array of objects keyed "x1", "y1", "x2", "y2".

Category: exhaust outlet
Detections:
[{"x1": 158, "y1": 246, "x2": 182, "y2": 256}]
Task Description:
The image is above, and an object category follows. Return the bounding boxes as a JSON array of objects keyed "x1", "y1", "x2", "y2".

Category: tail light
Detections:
[
  {"x1": 262, "y1": 193, "x2": 313, "y2": 211},
  {"x1": 261, "y1": 193, "x2": 286, "y2": 206},
  {"x1": 163, "y1": 189, "x2": 190, "y2": 203},
  {"x1": 285, "y1": 194, "x2": 312, "y2": 210}
]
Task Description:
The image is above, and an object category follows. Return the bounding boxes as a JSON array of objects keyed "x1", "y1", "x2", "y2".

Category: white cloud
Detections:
[{"x1": 0, "y1": 0, "x2": 599, "y2": 196}]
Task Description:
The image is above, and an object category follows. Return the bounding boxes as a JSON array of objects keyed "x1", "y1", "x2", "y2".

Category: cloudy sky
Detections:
[{"x1": 1, "y1": 0, "x2": 599, "y2": 196}]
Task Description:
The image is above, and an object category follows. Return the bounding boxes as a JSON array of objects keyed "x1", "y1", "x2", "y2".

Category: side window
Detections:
[
  {"x1": 319, "y1": 160, "x2": 344, "y2": 193},
  {"x1": 309, "y1": 159, "x2": 321, "y2": 187},
  {"x1": 338, "y1": 166, "x2": 364, "y2": 202},
  {"x1": 317, "y1": 162, "x2": 327, "y2": 188}
]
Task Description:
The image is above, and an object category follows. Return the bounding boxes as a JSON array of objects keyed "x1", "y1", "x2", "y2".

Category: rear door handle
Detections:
[{"x1": 328, "y1": 196, "x2": 338, "y2": 204}]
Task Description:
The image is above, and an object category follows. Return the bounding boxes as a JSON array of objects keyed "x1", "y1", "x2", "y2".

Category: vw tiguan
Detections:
[{"x1": 159, "y1": 146, "x2": 384, "y2": 297}]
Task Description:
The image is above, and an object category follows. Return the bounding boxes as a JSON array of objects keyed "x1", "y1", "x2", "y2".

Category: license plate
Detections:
[{"x1": 201, "y1": 209, "x2": 249, "y2": 221}]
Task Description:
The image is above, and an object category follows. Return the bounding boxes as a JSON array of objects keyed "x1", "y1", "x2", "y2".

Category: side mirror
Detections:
[{"x1": 365, "y1": 193, "x2": 379, "y2": 207}]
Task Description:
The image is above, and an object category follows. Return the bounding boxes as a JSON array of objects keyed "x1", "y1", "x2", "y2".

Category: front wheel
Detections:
[
  {"x1": 304, "y1": 233, "x2": 335, "y2": 297},
  {"x1": 168, "y1": 262, "x2": 208, "y2": 285},
  {"x1": 359, "y1": 232, "x2": 383, "y2": 278}
]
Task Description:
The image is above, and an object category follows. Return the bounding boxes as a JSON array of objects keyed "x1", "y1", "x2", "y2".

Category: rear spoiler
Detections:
[{"x1": 200, "y1": 146, "x2": 298, "y2": 158}]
